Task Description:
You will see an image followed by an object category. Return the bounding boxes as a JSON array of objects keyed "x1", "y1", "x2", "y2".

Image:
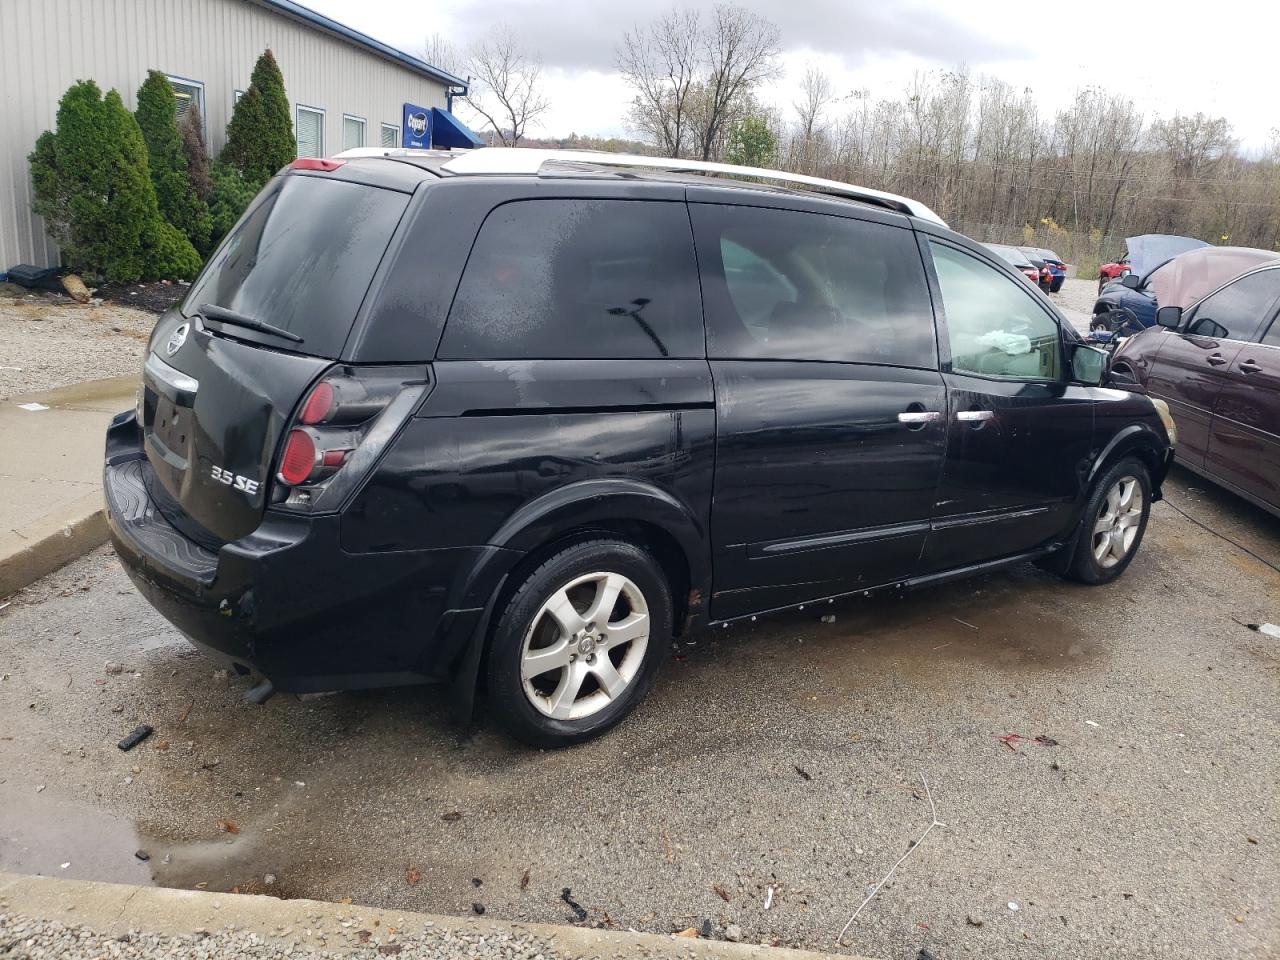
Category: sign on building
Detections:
[{"x1": 403, "y1": 103, "x2": 432, "y2": 148}]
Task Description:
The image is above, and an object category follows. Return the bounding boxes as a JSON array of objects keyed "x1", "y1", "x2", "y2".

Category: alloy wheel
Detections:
[
  {"x1": 1092, "y1": 476, "x2": 1144, "y2": 568},
  {"x1": 520, "y1": 571, "x2": 651, "y2": 721}
]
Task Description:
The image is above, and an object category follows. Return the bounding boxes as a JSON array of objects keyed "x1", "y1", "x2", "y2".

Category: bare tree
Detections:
[
  {"x1": 692, "y1": 5, "x2": 780, "y2": 161},
  {"x1": 789, "y1": 65, "x2": 831, "y2": 173},
  {"x1": 422, "y1": 32, "x2": 466, "y2": 80},
  {"x1": 618, "y1": 3, "x2": 779, "y2": 162},
  {"x1": 467, "y1": 27, "x2": 550, "y2": 146},
  {"x1": 617, "y1": 8, "x2": 701, "y2": 157}
]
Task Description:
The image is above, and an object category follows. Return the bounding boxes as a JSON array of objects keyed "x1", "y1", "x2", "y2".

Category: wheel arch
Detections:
[
  {"x1": 1087, "y1": 423, "x2": 1170, "y2": 498},
  {"x1": 445, "y1": 479, "x2": 711, "y2": 719}
]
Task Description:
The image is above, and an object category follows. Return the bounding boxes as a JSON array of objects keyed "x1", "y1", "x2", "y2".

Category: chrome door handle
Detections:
[
  {"x1": 1207, "y1": 353, "x2": 1228, "y2": 366},
  {"x1": 955, "y1": 410, "x2": 994, "y2": 422},
  {"x1": 897, "y1": 411, "x2": 941, "y2": 424},
  {"x1": 1239, "y1": 359, "x2": 1262, "y2": 374}
]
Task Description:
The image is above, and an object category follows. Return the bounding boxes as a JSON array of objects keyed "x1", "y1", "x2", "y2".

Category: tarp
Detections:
[
  {"x1": 1126, "y1": 234, "x2": 1210, "y2": 280},
  {"x1": 1147, "y1": 246, "x2": 1280, "y2": 308},
  {"x1": 431, "y1": 108, "x2": 484, "y2": 149}
]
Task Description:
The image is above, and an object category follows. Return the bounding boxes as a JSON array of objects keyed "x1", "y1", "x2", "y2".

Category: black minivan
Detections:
[{"x1": 105, "y1": 149, "x2": 1176, "y2": 745}]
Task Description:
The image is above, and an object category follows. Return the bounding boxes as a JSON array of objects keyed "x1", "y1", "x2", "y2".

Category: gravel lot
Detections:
[
  {"x1": 0, "y1": 285, "x2": 158, "y2": 400},
  {"x1": 0, "y1": 912, "x2": 557, "y2": 960},
  {"x1": 1, "y1": 465, "x2": 1276, "y2": 960}
]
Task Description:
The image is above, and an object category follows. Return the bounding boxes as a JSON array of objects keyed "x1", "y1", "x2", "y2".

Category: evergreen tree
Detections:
[
  {"x1": 208, "y1": 160, "x2": 258, "y2": 248},
  {"x1": 28, "y1": 80, "x2": 201, "y2": 283},
  {"x1": 222, "y1": 49, "x2": 294, "y2": 187},
  {"x1": 135, "y1": 70, "x2": 210, "y2": 255}
]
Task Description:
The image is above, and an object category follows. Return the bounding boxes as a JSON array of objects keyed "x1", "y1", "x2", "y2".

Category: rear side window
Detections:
[
  {"x1": 690, "y1": 203, "x2": 936, "y2": 367},
  {"x1": 184, "y1": 175, "x2": 409, "y2": 358},
  {"x1": 1188, "y1": 269, "x2": 1280, "y2": 342},
  {"x1": 439, "y1": 199, "x2": 703, "y2": 359}
]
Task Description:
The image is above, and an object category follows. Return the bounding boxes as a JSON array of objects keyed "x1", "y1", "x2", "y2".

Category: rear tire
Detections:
[
  {"x1": 1050, "y1": 277, "x2": 1064, "y2": 293},
  {"x1": 485, "y1": 539, "x2": 672, "y2": 747},
  {"x1": 1090, "y1": 313, "x2": 1113, "y2": 333},
  {"x1": 1060, "y1": 457, "x2": 1152, "y2": 585}
]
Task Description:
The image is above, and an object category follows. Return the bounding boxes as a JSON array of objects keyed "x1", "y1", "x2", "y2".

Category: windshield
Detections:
[{"x1": 183, "y1": 175, "x2": 410, "y2": 358}]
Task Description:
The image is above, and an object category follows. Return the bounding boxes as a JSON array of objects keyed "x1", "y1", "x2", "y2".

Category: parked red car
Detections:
[{"x1": 1108, "y1": 260, "x2": 1280, "y2": 515}]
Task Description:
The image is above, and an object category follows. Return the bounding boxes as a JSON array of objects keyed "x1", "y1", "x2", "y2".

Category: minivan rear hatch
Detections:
[{"x1": 140, "y1": 172, "x2": 411, "y2": 544}]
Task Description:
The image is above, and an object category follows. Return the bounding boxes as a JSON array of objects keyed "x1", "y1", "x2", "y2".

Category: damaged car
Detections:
[{"x1": 104, "y1": 149, "x2": 1176, "y2": 745}]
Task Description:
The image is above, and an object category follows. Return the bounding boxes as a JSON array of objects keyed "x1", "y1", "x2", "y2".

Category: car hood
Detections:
[
  {"x1": 1126, "y1": 235, "x2": 1210, "y2": 280},
  {"x1": 1147, "y1": 246, "x2": 1280, "y2": 309}
]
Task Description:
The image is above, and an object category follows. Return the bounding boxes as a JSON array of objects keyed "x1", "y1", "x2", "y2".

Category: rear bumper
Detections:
[{"x1": 104, "y1": 411, "x2": 512, "y2": 693}]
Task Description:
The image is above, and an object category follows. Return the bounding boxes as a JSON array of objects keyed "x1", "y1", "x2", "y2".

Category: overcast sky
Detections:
[{"x1": 303, "y1": 0, "x2": 1275, "y2": 151}]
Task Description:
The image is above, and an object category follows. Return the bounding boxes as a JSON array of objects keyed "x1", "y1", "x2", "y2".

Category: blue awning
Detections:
[{"x1": 432, "y1": 108, "x2": 484, "y2": 149}]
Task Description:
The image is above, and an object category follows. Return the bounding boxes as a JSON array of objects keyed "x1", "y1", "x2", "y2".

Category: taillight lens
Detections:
[
  {"x1": 272, "y1": 365, "x2": 431, "y2": 512},
  {"x1": 298, "y1": 381, "x2": 335, "y2": 424},
  {"x1": 279, "y1": 429, "x2": 317, "y2": 485}
]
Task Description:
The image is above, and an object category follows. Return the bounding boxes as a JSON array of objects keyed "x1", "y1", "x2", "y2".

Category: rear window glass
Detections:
[
  {"x1": 439, "y1": 199, "x2": 703, "y2": 359},
  {"x1": 691, "y1": 203, "x2": 936, "y2": 367},
  {"x1": 183, "y1": 175, "x2": 409, "y2": 358}
]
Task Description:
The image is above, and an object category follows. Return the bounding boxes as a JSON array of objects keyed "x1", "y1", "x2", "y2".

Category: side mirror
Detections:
[
  {"x1": 1121, "y1": 273, "x2": 1141, "y2": 289},
  {"x1": 1156, "y1": 305, "x2": 1182, "y2": 329},
  {"x1": 1071, "y1": 344, "x2": 1109, "y2": 386}
]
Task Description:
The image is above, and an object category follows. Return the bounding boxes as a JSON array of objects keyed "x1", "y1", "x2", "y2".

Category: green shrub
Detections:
[
  {"x1": 222, "y1": 49, "x2": 294, "y2": 188},
  {"x1": 208, "y1": 160, "x2": 259, "y2": 248},
  {"x1": 28, "y1": 80, "x2": 201, "y2": 283},
  {"x1": 135, "y1": 70, "x2": 211, "y2": 255}
]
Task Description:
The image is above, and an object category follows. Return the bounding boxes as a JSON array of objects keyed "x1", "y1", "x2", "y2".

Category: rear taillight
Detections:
[
  {"x1": 272, "y1": 365, "x2": 431, "y2": 511},
  {"x1": 279, "y1": 429, "x2": 317, "y2": 485}
]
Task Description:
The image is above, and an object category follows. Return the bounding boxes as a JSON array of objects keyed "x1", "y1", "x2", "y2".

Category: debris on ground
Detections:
[
  {"x1": 472, "y1": 902, "x2": 485, "y2": 915},
  {"x1": 794, "y1": 764, "x2": 812, "y2": 781},
  {"x1": 519, "y1": 868, "x2": 530, "y2": 891},
  {"x1": 117, "y1": 724, "x2": 154, "y2": 751},
  {"x1": 966, "y1": 914, "x2": 983, "y2": 927},
  {"x1": 1008, "y1": 901, "x2": 1020, "y2": 911},
  {"x1": 713, "y1": 883, "x2": 731, "y2": 903},
  {"x1": 215, "y1": 819, "x2": 239, "y2": 835},
  {"x1": 441, "y1": 811, "x2": 462, "y2": 822},
  {"x1": 838, "y1": 772, "x2": 946, "y2": 944},
  {"x1": 725, "y1": 923, "x2": 744, "y2": 942},
  {"x1": 674, "y1": 927, "x2": 699, "y2": 938},
  {"x1": 61, "y1": 275, "x2": 91, "y2": 303},
  {"x1": 405, "y1": 865, "x2": 421, "y2": 887},
  {"x1": 1247, "y1": 622, "x2": 1280, "y2": 638},
  {"x1": 953, "y1": 617, "x2": 979, "y2": 630},
  {"x1": 994, "y1": 733, "x2": 1060, "y2": 751},
  {"x1": 764, "y1": 886, "x2": 775, "y2": 910},
  {"x1": 134, "y1": 849, "x2": 150, "y2": 861},
  {"x1": 560, "y1": 887, "x2": 588, "y2": 922}
]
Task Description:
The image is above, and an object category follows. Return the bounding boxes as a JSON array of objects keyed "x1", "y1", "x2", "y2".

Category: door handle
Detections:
[
  {"x1": 955, "y1": 410, "x2": 994, "y2": 422},
  {"x1": 1239, "y1": 359, "x2": 1262, "y2": 374},
  {"x1": 1206, "y1": 353, "x2": 1228, "y2": 366},
  {"x1": 897, "y1": 411, "x2": 941, "y2": 426}
]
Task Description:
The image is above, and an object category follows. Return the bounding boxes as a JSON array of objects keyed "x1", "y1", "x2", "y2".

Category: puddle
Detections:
[{"x1": 0, "y1": 784, "x2": 152, "y2": 885}]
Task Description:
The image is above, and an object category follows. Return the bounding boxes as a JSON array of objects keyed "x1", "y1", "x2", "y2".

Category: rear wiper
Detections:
[{"x1": 196, "y1": 303, "x2": 303, "y2": 343}]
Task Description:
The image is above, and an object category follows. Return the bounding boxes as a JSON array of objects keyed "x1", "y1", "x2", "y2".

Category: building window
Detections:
[
  {"x1": 342, "y1": 114, "x2": 366, "y2": 150},
  {"x1": 166, "y1": 75, "x2": 204, "y2": 122},
  {"x1": 296, "y1": 105, "x2": 325, "y2": 158},
  {"x1": 380, "y1": 123, "x2": 399, "y2": 148}
]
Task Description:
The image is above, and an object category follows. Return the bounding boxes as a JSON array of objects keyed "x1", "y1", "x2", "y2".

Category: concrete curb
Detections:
[
  {"x1": 0, "y1": 377, "x2": 134, "y2": 598},
  {"x1": 0, "y1": 492, "x2": 106, "y2": 598},
  {"x1": 0, "y1": 873, "x2": 869, "y2": 959}
]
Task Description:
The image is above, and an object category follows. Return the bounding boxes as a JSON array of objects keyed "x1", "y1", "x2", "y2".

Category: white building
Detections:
[{"x1": 0, "y1": 0, "x2": 470, "y2": 272}]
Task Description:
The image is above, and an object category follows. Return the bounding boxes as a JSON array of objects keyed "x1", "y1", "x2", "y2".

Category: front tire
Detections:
[
  {"x1": 1061, "y1": 457, "x2": 1152, "y2": 584},
  {"x1": 1090, "y1": 313, "x2": 1113, "y2": 333},
  {"x1": 485, "y1": 539, "x2": 672, "y2": 747}
]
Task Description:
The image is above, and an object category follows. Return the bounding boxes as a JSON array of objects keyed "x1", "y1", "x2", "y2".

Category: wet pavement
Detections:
[{"x1": 0, "y1": 466, "x2": 1276, "y2": 960}]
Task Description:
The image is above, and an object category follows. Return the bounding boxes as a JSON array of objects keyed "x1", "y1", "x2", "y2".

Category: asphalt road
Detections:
[{"x1": 1, "y1": 465, "x2": 1276, "y2": 960}]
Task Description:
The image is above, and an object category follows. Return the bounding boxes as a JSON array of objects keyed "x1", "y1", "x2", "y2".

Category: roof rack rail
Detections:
[{"x1": 439, "y1": 148, "x2": 946, "y2": 225}]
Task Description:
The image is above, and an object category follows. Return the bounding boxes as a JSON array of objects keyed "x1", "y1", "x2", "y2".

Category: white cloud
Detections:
[{"x1": 303, "y1": 0, "x2": 1277, "y2": 150}]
